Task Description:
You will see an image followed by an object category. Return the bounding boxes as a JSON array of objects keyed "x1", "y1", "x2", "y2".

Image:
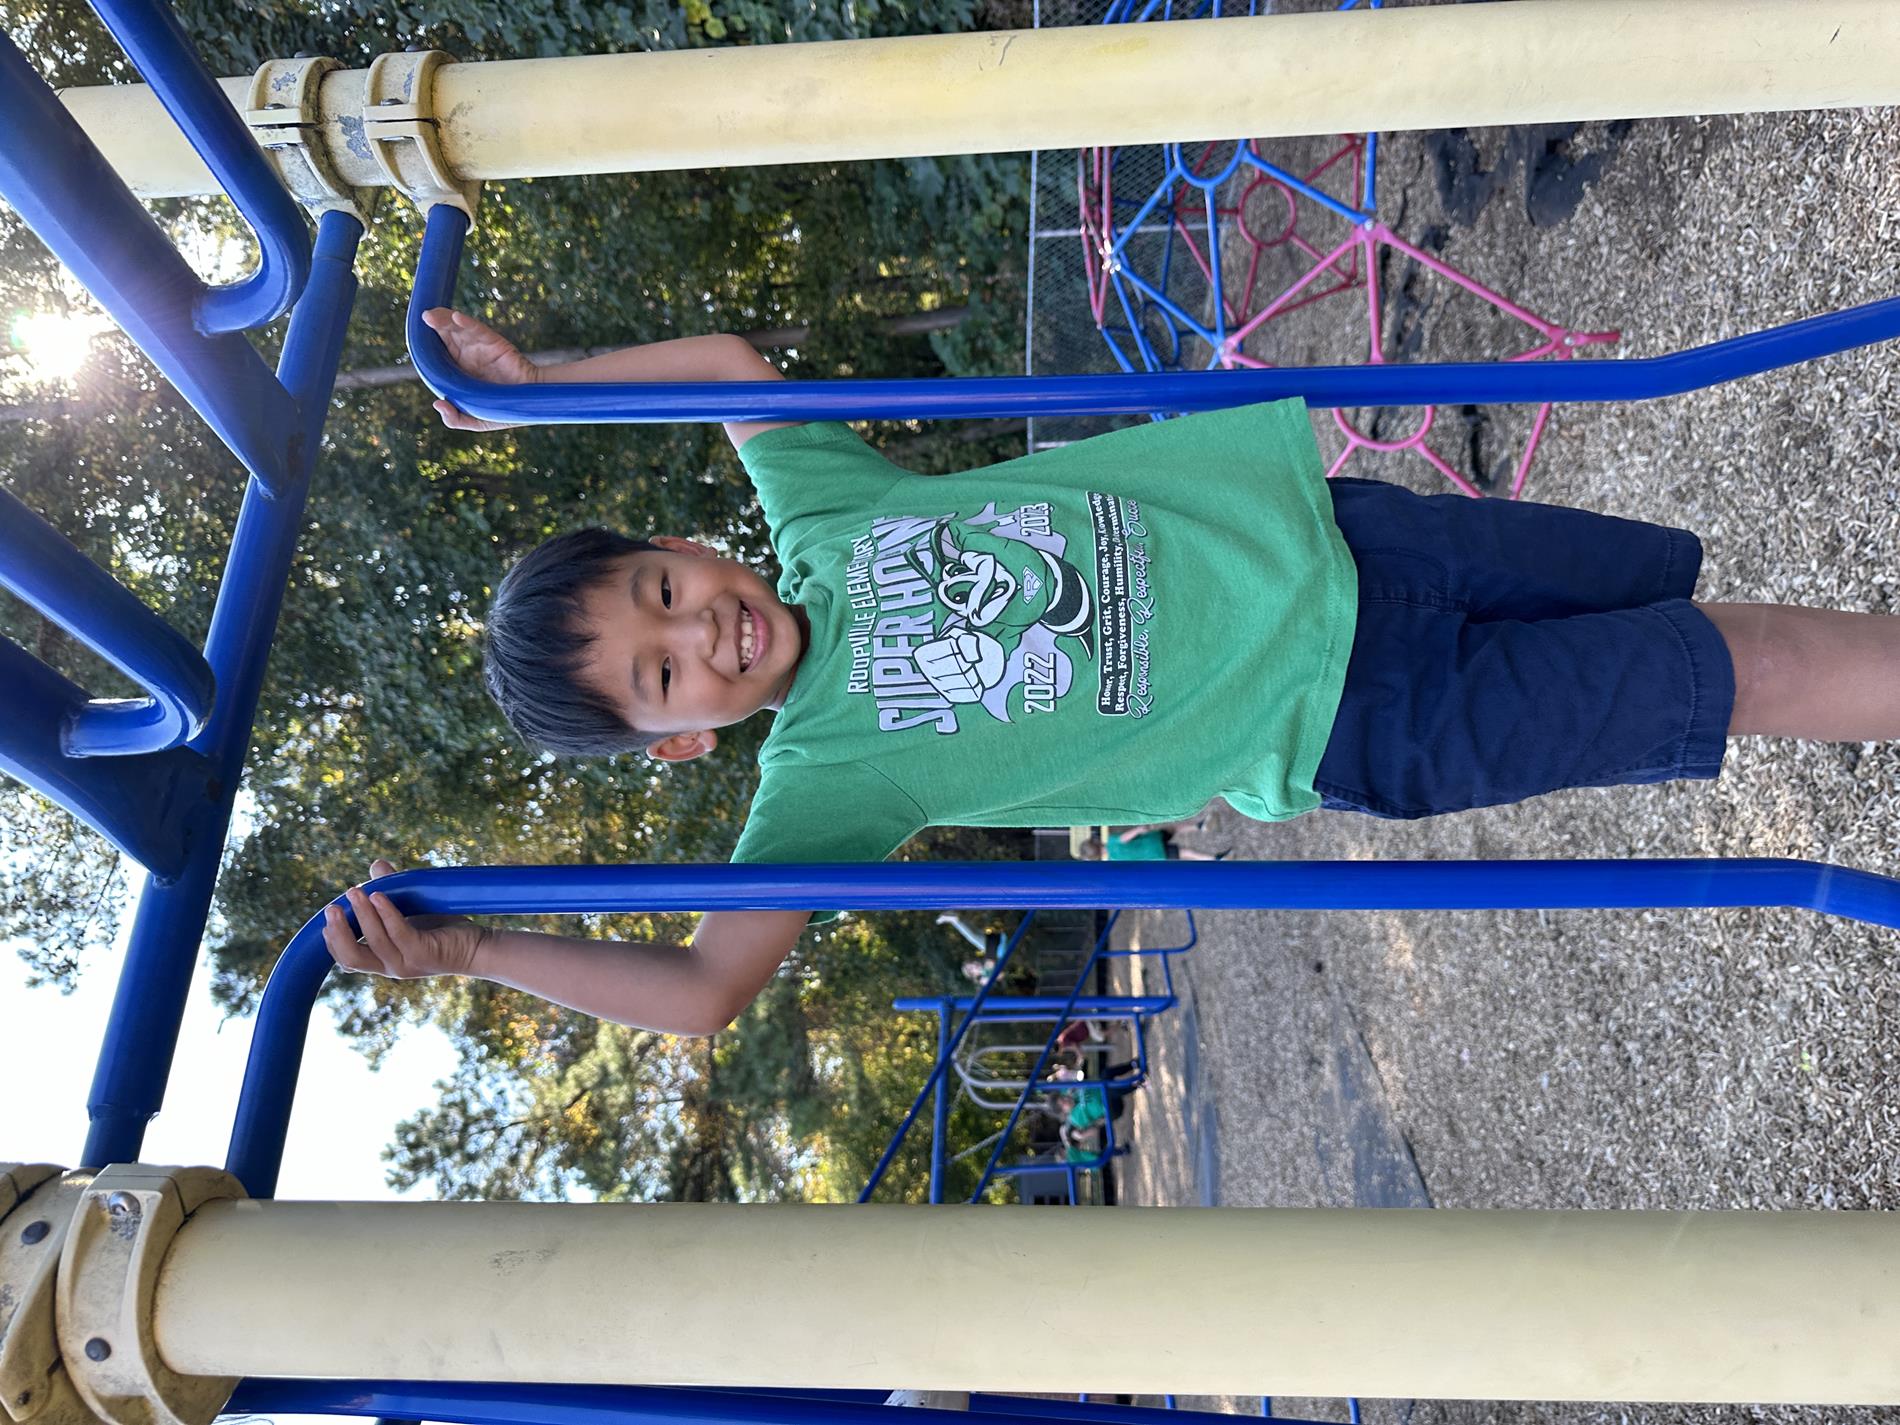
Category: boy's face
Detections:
[{"x1": 574, "y1": 536, "x2": 805, "y2": 760}]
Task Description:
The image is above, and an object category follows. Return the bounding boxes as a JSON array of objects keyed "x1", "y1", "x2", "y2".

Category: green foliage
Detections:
[{"x1": 3, "y1": 0, "x2": 1035, "y2": 1200}]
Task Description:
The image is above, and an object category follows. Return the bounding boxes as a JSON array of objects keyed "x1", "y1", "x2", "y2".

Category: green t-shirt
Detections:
[
  {"x1": 731, "y1": 402, "x2": 1356, "y2": 868},
  {"x1": 1065, "y1": 1088, "x2": 1109, "y2": 1164},
  {"x1": 1105, "y1": 829, "x2": 1167, "y2": 862},
  {"x1": 1067, "y1": 1087, "x2": 1109, "y2": 1131}
]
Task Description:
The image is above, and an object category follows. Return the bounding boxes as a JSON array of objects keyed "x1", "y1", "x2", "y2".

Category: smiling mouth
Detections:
[{"x1": 738, "y1": 603, "x2": 758, "y2": 672}]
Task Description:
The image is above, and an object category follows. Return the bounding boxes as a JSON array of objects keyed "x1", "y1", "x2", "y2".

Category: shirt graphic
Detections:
[{"x1": 841, "y1": 495, "x2": 1152, "y2": 734}]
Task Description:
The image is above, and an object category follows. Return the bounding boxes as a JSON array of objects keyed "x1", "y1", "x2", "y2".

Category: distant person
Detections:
[
  {"x1": 1072, "y1": 815, "x2": 1222, "y2": 862},
  {"x1": 937, "y1": 912, "x2": 1035, "y2": 991},
  {"x1": 1050, "y1": 1059, "x2": 1140, "y2": 1163}
]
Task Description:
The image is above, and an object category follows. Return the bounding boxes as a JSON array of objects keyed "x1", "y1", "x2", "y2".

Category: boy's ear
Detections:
[
  {"x1": 646, "y1": 728, "x2": 719, "y2": 763},
  {"x1": 649, "y1": 535, "x2": 716, "y2": 559}
]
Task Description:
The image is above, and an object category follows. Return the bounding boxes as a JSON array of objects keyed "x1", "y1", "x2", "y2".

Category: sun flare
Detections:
[{"x1": 8, "y1": 310, "x2": 111, "y2": 382}]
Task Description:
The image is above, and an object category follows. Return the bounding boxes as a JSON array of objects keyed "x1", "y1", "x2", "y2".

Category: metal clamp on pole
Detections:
[
  {"x1": 51, "y1": 1167, "x2": 245, "y2": 1425},
  {"x1": 0, "y1": 1164, "x2": 87, "y2": 1425},
  {"x1": 362, "y1": 51, "x2": 480, "y2": 220},
  {"x1": 243, "y1": 57, "x2": 373, "y2": 224}
]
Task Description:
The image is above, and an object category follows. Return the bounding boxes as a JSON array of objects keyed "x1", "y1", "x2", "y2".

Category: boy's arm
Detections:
[
  {"x1": 425, "y1": 309, "x2": 796, "y2": 453},
  {"x1": 329, "y1": 886, "x2": 810, "y2": 1037},
  {"x1": 471, "y1": 909, "x2": 812, "y2": 1036}
]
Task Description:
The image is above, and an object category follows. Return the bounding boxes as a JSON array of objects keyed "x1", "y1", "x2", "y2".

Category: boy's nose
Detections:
[{"x1": 683, "y1": 604, "x2": 717, "y2": 659}]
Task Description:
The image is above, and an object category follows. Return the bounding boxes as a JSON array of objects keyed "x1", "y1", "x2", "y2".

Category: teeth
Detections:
[{"x1": 739, "y1": 607, "x2": 755, "y2": 670}]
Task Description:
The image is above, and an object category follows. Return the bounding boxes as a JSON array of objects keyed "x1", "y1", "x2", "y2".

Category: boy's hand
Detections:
[
  {"x1": 422, "y1": 307, "x2": 539, "y2": 432},
  {"x1": 323, "y1": 858, "x2": 489, "y2": 980}
]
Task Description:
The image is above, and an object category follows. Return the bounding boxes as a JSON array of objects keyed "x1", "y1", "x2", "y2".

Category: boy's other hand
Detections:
[
  {"x1": 422, "y1": 307, "x2": 538, "y2": 432},
  {"x1": 323, "y1": 857, "x2": 489, "y2": 980}
]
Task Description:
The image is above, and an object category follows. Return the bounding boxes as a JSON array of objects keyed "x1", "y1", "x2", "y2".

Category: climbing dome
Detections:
[{"x1": 1031, "y1": 0, "x2": 1621, "y2": 495}]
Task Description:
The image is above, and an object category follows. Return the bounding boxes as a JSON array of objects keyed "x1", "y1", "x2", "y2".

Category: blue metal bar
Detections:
[
  {"x1": 82, "y1": 212, "x2": 363, "y2": 1170},
  {"x1": 968, "y1": 1395, "x2": 1322, "y2": 1425},
  {"x1": 1168, "y1": 140, "x2": 1250, "y2": 194},
  {"x1": 228, "y1": 853, "x2": 1900, "y2": 1195},
  {"x1": 967, "y1": 913, "x2": 1122, "y2": 1201},
  {"x1": 88, "y1": 0, "x2": 311, "y2": 331},
  {"x1": 409, "y1": 200, "x2": 1900, "y2": 421},
  {"x1": 227, "y1": 1381, "x2": 1343, "y2": 1425},
  {"x1": 928, "y1": 1006, "x2": 952, "y2": 1205},
  {"x1": 226, "y1": 916, "x2": 337, "y2": 1196},
  {"x1": 0, "y1": 635, "x2": 211, "y2": 879},
  {"x1": 1114, "y1": 259, "x2": 1226, "y2": 357},
  {"x1": 0, "y1": 30, "x2": 301, "y2": 496},
  {"x1": 1107, "y1": 275, "x2": 1163, "y2": 375},
  {"x1": 858, "y1": 914, "x2": 1041, "y2": 1202},
  {"x1": 0, "y1": 487, "x2": 216, "y2": 756},
  {"x1": 305, "y1": 856, "x2": 1900, "y2": 922},
  {"x1": 1239, "y1": 149, "x2": 1370, "y2": 227},
  {"x1": 892, "y1": 995, "x2": 1174, "y2": 1016}
]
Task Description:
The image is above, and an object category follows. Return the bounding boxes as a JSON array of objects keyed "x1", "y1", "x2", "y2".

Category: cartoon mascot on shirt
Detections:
[{"x1": 905, "y1": 504, "x2": 1095, "y2": 722}]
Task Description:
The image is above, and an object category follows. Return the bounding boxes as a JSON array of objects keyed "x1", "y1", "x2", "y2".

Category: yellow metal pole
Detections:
[
  {"x1": 58, "y1": 0, "x2": 1900, "y2": 198},
  {"x1": 154, "y1": 1201, "x2": 1900, "y2": 1404}
]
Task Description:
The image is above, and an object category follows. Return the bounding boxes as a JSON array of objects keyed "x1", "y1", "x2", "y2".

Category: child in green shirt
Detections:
[{"x1": 324, "y1": 308, "x2": 1900, "y2": 1038}]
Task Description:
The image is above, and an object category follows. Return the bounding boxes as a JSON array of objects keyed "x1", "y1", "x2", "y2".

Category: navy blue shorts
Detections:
[{"x1": 1314, "y1": 479, "x2": 1735, "y2": 819}]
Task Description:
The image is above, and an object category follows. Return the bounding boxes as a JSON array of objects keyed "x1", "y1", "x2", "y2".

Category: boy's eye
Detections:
[
  {"x1": 661, "y1": 658, "x2": 671, "y2": 694},
  {"x1": 660, "y1": 576, "x2": 672, "y2": 609}
]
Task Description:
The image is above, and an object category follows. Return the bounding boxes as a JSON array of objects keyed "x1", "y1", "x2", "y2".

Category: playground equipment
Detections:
[
  {"x1": 16, "y1": 0, "x2": 1900, "y2": 1416},
  {"x1": 869, "y1": 909, "x2": 1191, "y2": 1204},
  {"x1": 1071, "y1": 0, "x2": 1620, "y2": 496}
]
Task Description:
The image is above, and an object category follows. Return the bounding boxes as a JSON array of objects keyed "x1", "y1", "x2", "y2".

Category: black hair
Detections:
[{"x1": 483, "y1": 527, "x2": 657, "y2": 756}]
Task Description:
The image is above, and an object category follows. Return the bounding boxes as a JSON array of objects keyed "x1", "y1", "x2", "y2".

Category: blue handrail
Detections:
[
  {"x1": 0, "y1": 487, "x2": 216, "y2": 757},
  {"x1": 291, "y1": 857, "x2": 1900, "y2": 920},
  {"x1": 228, "y1": 1380, "x2": 1343, "y2": 1425},
  {"x1": 88, "y1": 0, "x2": 312, "y2": 332},
  {"x1": 409, "y1": 204, "x2": 1900, "y2": 423},
  {"x1": 0, "y1": 636, "x2": 212, "y2": 879},
  {"x1": 225, "y1": 855, "x2": 1900, "y2": 1197}
]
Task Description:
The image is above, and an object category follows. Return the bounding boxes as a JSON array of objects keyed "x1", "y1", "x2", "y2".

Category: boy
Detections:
[{"x1": 324, "y1": 308, "x2": 1900, "y2": 1036}]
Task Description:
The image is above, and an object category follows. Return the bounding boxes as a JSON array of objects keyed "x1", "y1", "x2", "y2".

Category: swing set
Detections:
[{"x1": 9, "y1": 0, "x2": 1900, "y2": 1418}]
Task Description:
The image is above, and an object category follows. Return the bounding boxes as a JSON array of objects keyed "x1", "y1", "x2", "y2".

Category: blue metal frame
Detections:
[
  {"x1": 228, "y1": 1381, "x2": 1342, "y2": 1425},
  {"x1": 0, "y1": 486, "x2": 217, "y2": 758},
  {"x1": 221, "y1": 856, "x2": 1900, "y2": 1198},
  {"x1": 961, "y1": 911, "x2": 1138, "y2": 1202},
  {"x1": 87, "y1": 0, "x2": 312, "y2": 333},
  {"x1": 1092, "y1": 0, "x2": 1379, "y2": 388},
  {"x1": 409, "y1": 205, "x2": 1900, "y2": 424},
  {"x1": 81, "y1": 211, "x2": 362, "y2": 1170},
  {"x1": 856, "y1": 912, "x2": 1045, "y2": 1203},
  {"x1": 0, "y1": 4, "x2": 364, "y2": 1169},
  {"x1": 920, "y1": 911, "x2": 1193, "y2": 1205},
  {"x1": 888, "y1": 912, "x2": 1183, "y2": 1205}
]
